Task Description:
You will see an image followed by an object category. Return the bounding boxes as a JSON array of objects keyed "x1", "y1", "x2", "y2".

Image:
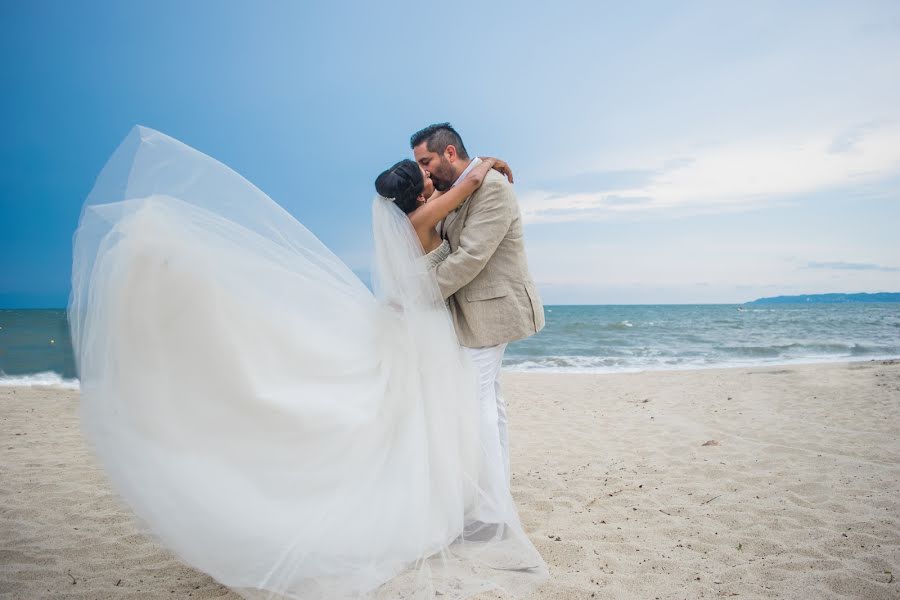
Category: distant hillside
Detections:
[{"x1": 747, "y1": 292, "x2": 900, "y2": 305}]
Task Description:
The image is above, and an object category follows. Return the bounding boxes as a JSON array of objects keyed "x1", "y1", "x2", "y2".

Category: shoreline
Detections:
[
  {"x1": 3, "y1": 356, "x2": 899, "y2": 388},
  {"x1": 503, "y1": 355, "x2": 900, "y2": 375}
]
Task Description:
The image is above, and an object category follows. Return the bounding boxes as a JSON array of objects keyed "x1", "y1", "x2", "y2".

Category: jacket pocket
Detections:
[
  {"x1": 465, "y1": 285, "x2": 510, "y2": 302},
  {"x1": 524, "y1": 282, "x2": 544, "y2": 331}
]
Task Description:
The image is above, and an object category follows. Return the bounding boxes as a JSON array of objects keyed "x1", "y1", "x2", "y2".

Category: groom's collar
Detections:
[
  {"x1": 451, "y1": 157, "x2": 481, "y2": 189},
  {"x1": 442, "y1": 158, "x2": 482, "y2": 224}
]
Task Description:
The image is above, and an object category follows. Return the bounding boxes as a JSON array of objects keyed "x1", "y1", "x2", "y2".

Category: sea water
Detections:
[{"x1": 1, "y1": 304, "x2": 898, "y2": 385}]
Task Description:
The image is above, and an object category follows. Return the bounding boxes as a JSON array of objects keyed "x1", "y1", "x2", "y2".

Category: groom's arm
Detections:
[{"x1": 434, "y1": 178, "x2": 515, "y2": 300}]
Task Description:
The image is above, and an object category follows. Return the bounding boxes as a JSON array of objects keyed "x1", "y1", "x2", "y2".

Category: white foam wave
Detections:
[
  {"x1": 0, "y1": 372, "x2": 80, "y2": 389},
  {"x1": 503, "y1": 354, "x2": 900, "y2": 374}
]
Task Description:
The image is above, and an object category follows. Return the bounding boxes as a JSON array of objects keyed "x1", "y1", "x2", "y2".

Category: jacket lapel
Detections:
[{"x1": 445, "y1": 192, "x2": 472, "y2": 246}]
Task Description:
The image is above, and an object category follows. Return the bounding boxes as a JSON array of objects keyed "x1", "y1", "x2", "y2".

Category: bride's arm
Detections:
[{"x1": 409, "y1": 158, "x2": 512, "y2": 233}]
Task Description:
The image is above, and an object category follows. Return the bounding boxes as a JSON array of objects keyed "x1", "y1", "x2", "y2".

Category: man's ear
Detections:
[{"x1": 444, "y1": 145, "x2": 458, "y2": 163}]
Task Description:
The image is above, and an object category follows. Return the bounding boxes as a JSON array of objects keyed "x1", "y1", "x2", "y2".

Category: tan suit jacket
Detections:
[{"x1": 435, "y1": 170, "x2": 545, "y2": 348}]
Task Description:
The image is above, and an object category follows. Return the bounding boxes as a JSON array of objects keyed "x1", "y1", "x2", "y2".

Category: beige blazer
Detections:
[{"x1": 435, "y1": 170, "x2": 545, "y2": 348}]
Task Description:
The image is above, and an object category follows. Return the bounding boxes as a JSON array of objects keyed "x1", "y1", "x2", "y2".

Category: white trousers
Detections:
[{"x1": 463, "y1": 343, "x2": 510, "y2": 488}]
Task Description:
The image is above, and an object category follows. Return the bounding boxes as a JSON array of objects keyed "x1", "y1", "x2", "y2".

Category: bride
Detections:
[{"x1": 68, "y1": 126, "x2": 548, "y2": 599}]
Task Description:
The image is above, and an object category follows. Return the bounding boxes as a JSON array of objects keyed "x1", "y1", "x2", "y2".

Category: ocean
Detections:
[
  {"x1": 504, "y1": 303, "x2": 900, "y2": 372},
  {"x1": 1, "y1": 304, "x2": 898, "y2": 386}
]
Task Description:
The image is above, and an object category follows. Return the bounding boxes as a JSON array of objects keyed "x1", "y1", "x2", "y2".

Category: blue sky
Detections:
[{"x1": 1, "y1": 0, "x2": 898, "y2": 306}]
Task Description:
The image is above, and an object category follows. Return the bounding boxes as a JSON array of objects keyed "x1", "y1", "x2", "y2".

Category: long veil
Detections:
[{"x1": 69, "y1": 126, "x2": 548, "y2": 599}]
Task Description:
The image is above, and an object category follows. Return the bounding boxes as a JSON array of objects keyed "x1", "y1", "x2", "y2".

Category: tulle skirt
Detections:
[{"x1": 69, "y1": 127, "x2": 548, "y2": 599}]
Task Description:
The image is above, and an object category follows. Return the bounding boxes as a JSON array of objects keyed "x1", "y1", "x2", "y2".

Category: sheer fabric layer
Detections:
[{"x1": 69, "y1": 126, "x2": 548, "y2": 599}]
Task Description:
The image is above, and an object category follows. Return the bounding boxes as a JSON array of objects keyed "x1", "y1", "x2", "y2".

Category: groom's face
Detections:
[{"x1": 414, "y1": 143, "x2": 457, "y2": 192}]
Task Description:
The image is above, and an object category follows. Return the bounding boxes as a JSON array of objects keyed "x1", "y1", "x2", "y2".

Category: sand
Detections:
[{"x1": 2, "y1": 360, "x2": 898, "y2": 599}]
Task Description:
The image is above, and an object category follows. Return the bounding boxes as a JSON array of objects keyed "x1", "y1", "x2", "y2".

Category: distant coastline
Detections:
[{"x1": 746, "y1": 292, "x2": 900, "y2": 305}]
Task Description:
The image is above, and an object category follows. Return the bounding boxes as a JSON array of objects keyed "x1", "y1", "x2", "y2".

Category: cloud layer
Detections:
[{"x1": 521, "y1": 124, "x2": 900, "y2": 224}]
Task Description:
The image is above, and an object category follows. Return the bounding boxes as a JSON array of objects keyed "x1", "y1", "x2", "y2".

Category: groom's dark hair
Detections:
[{"x1": 410, "y1": 123, "x2": 470, "y2": 160}]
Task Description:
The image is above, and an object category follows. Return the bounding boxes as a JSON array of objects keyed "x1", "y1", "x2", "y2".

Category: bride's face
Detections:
[{"x1": 420, "y1": 165, "x2": 435, "y2": 200}]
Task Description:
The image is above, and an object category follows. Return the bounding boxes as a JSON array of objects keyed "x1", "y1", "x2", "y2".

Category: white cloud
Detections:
[{"x1": 521, "y1": 123, "x2": 900, "y2": 224}]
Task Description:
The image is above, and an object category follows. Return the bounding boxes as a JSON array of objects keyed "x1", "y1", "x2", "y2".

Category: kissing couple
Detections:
[{"x1": 70, "y1": 122, "x2": 548, "y2": 598}]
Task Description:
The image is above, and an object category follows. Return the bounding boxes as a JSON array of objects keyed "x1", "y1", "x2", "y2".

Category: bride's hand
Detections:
[
  {"x1": 463, "y1": 157, "x2": 514, "y2": 188},
  {"x1": 483, "y1": 157, "x2": 513, "y2": 184}
]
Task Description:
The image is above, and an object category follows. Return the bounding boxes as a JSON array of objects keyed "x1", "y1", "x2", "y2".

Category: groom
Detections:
[{"x1": 411, "y1": 123, "x2": 544, "y2": 485}]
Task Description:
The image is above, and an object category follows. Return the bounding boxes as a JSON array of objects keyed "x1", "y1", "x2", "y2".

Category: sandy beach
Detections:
[{"x1": 2, "y1": 360, "x2": 898, "y2": 599}]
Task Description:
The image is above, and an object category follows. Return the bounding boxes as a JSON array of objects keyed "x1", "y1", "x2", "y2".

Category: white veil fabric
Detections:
[{"x1": 69, "y1": 126, "x2": 548, "y2": 599}]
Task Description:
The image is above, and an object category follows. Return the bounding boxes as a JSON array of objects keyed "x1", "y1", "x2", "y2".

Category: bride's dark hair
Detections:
[{"x1": 374, "y1": 159, "x2": 424, "y2": 215}]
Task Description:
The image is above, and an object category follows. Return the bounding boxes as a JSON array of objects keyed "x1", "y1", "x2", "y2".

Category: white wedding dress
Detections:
[{"x1": 68, "y1": 126, "x2": 547, "y2": 599}]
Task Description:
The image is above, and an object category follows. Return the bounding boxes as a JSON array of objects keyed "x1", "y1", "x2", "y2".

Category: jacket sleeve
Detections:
[{"x1": 434, "y1": 178, "x2": 515, "y2": 300}]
